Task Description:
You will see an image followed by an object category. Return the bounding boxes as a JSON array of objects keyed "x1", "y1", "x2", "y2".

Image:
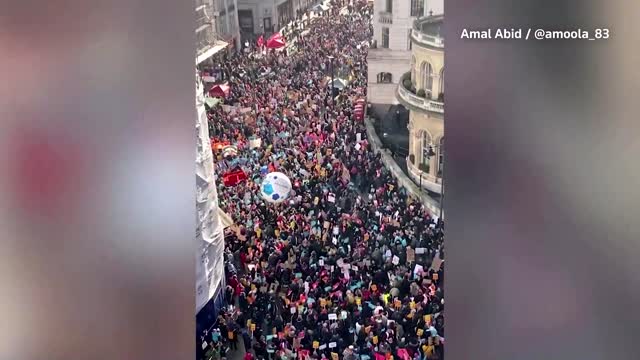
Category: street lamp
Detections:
[{"x1": 420, "y1": 144, "x2": 444, "y2": 218}]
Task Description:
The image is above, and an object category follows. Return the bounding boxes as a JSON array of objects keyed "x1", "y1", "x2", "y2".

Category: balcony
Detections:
[
  {"x1": 378, "y1": 11, "x2": 393, "y2": 25},
  {"x1": 411, "y1": 29, "x2": 444, "y2": 48},
  {"x1": 411, "y1": 15, "x2": 444, "y2": 49},
  {"x1": 406, "y1": 159, "x2": 442, "y2": 194},
  {"x1": 396, "y1": 72, "x2": 444, "y2": 114}
]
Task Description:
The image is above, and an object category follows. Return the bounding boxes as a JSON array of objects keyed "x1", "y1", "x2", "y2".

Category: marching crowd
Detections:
[{"x1": 204, "y1": 1, "x2": 445, "y2": 360}]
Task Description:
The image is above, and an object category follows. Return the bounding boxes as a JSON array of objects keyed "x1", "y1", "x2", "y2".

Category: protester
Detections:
[{"x1": 205, "y1": 1, "x2": 445, "y2": 359}]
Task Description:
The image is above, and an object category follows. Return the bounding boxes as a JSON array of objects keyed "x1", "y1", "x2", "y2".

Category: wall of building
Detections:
[
  {"x1": 195, "y1": 72, "x2": 226, "y2": 315},
  {"x1": 410, "y1": 40, "x2": 444, "y2": 96},
  {"x1": 425, "y1": 0, "x2": 444, "y2": 16},
  {"x1": 215, "y1": 0, "x2": 241, "y2": 50},
  {"x1": 238, "y1": 0, "x2": 312, "y2": 37}
]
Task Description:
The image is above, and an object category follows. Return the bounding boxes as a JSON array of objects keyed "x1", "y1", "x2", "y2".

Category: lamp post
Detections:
[{"x1": 422, "y1": 144, "x2": 444, "y2": 218}]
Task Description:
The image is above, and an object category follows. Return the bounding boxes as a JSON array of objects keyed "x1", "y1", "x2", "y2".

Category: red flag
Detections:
[{"x1": 257, "y1": 35, "x2": 264, "y2": 48}]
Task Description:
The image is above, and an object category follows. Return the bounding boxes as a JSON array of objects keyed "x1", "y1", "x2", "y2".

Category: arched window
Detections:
[
  {"x1": 421, "y1": 62, "x2": 433, "y2": 94},
  {"x1": 420, "y1": 130, "x2": 433, "y2": 166},
  {"x1": 377, "y1": 72, "x2": 393, "y2": 83},
  {"x1": 438, "y1": 137, "x2": 444, "y2": 176},
  {"x1": 411, "y1": 56, "x2": 417, "y2": 82}
]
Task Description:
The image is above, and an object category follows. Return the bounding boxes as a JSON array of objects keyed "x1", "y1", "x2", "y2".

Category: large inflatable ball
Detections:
[{"x1": 260, "y1": 172, "x2": 292, "y2": 203}]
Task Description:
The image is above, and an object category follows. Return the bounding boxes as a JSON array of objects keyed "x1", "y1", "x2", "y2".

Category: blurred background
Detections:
[
  {"x1": 0, "y1": 0, "x2": 639, "y2": 359},
  {"x1": 445, "y1": 0, "x2": 640, "y2": 359}
]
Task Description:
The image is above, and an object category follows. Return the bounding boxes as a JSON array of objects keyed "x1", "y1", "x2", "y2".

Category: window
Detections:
[
  {"x1": 382, "y1": 27, "x2": 390, "y2": 48},
  {"x1": 377, "y1": 72, "x2": 393, "y2": 83},
  {"x1": 386, "y1": 0, "x2": 393, "y2": 13},
  {"x1": 421, "y1": 62, "x2": 433, "y2": 93},
  {"x1": 408, "y1": 28, "x2": 413, "y2": 50},
  {"x1": 439, "y1": 68, "x2": 444, "y2": 95},
  {"x1": 410, "y1": 0, "x2": 424, "y2": 17},
  {"x1": 420, "y1": 130, "x2": 433, "y2": 165}
]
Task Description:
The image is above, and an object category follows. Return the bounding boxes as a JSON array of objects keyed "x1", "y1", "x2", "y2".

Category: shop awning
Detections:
[{"x1": 196, "y1": 41, "x2": 228, "y2": 65}]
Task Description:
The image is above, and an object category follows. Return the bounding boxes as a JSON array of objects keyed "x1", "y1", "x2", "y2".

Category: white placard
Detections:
[
  {"x1": 392, "y1": 256, "x2": 400, "y2": 265},
  {"x1": 319, "y1": 259, "x2": 325, "y2": 266},
  {"x1": 414, "y1": 264, "x2": 424, "y2": 277},
  {"x1": 328, "y1": 314, "x2": 338, "y2": 320},
  {"x1": 354, "y1": 143, "x2": 361, "y2": 151},
  {"x1": 291, "y1": 307, "x2": 296, "y2": 314},
  {"x1": 202, "y1": 341, "x2": 208, "y2": 349},
  {"x1": 332, "y1": 237, "x2": 338, "y2": 245},
  {"x1": 356, "y1": 133, "x2": 362, "y2": 142},
  {"x1": 341, "y1": 311, "x2": 348, "y2": 319},
  {"x1": 249, "y1": 137, "x2": 262, "y2": 149},
  {"x1": 328, "y1": 194, "x2": 335, "y2": 203},
  {"x1": 319, "y1": 344, "x2": 327, "y2": 350},
  {"x1": 352, "y1": 266, "x2": 358, "y2": 272},
  {"x1": 333, "y1": 226, "x2": 339, "y2": 235},
  {"x1": 343, "y1": 264, "x2": 351, "y2": 270},
  {"x1": 329, "y1": 342, "x2": 337, "y2": 348},
  {"x1": 415, "y1": 248, "x2": 426, "y2": 254}
]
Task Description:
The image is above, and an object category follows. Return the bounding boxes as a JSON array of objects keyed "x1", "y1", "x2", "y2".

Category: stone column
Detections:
[{"x1": 431, "y1": 72, "x2": 440, "y2": 99}]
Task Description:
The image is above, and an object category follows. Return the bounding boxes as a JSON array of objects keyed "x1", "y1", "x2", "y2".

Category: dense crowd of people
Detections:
[{"x1": 203, "y1": 1, "x2": 445, "y2": 360}]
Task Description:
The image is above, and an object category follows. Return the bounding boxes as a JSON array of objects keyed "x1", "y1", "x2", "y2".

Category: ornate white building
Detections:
[
  {"x1": 368, "y1": 0, "x2": 443, "y2": 109},
  {"x1": 195, "y1": 71, "x2": 226, "y2": 314},
  {"x1": 396, "y1": 14, "x2": 444, "y2": 194}
]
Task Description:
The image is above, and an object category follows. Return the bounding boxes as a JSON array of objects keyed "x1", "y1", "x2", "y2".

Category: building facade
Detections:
[
  {"x1": 396, "y1": 14, "x2": 444, "y2": 194},
  {"x1": 212, "y1": 0, "x2": 241, "y2": 51},
  {"x1": 368, "y1": 0, "x2": 443, "y2": 110},
  {"x1": 195, "y1": 71, "x2": 226, "y2": 316},
  {"x1": 196, "y1": 0, "x2": 230, "y2": 66},
  {"x1": 237, "y1": 0, "x2": 316, "y2": 40}
]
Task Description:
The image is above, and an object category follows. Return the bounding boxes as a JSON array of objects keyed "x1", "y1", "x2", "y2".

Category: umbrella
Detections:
[
  {"x1": 209, "y1": 83, "x2": 231, "y2": 98},
  {"x1": 266, "y1": 33, "x2": 286, "y2": 49}
]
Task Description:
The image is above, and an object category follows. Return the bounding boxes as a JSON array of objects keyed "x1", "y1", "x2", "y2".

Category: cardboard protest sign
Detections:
[
  {"x1": 328, "y1": 313, "x2": 338, "y2": 320},
  {"x1": 329, "y1": 342, "x2": 337, "y2": 349},
  {"x1": 406, "y1": 247, "x2": 415, "y2": 263}
]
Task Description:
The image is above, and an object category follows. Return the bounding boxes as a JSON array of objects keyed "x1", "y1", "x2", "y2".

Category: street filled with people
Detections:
[{"x1": 203, "y1": 1, "x2": 444, "y2": 360}]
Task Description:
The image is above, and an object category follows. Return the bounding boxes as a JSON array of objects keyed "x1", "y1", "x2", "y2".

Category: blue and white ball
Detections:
[{"x1": 261, "y1": 171, "x2": 292, "y2": 203}]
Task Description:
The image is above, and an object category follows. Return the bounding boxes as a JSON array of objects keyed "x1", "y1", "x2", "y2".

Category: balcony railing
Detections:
[
  {"x1": 396, "y1": 73, "x2": 444, "y2": 114},
  {"x1": 378, "y1": 11, "x2": 393, "y2": 25},
  {"x1": 411, "y1": 29, "x2": 444, "y2": 48}
]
